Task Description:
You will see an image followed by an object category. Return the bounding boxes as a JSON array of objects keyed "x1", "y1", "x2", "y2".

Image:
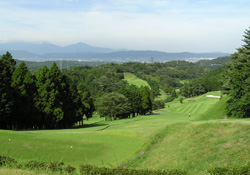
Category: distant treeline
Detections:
[
  {"x1": 15, "y1": 59, "x2": 107, "y2": 73},
  {"x1": 195, "y1": 56, "x2": 231, "y2": 69}
]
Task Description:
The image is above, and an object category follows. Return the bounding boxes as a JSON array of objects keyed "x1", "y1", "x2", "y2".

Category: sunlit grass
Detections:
[
  {"x1": 123, "y1": 72, "x2": 150, "y2": 88},
  {"x1": 1, "y1": 91, "x2": 250, "y2": 174}
]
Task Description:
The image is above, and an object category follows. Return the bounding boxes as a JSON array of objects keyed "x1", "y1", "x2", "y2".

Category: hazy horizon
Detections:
[{"x1": 1, "y1": 0, "x2": 250, "y2": 53}]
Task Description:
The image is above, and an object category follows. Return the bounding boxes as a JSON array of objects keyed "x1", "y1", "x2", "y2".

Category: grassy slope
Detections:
[
  {"x1": 130, "y1": 92, "x2": 250, "y2": 174},
  {"x1": 123, "y1": 72, "x2": 167, "y2": 101},
  {"x1": 155, "y1": 89, "x2": 168, "y2": 101},
  {"x1": 123, "y1": 72, "x2": 150, "y2": 88},
  {"x1": 1, "y1": 91, "x2": 250, "y2": 174},
  {"x1": 133, "y1": 121, "x2": 250, "y2": 174},
  {"x1": 0, "y1": 169, "x2": 46, "y2": 175}
]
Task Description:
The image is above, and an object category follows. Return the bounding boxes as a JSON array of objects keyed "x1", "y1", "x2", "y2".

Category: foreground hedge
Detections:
[
  {"x1": 3, "y1": 155, "x2": 250, "y2": 175},
  {"x1": 0, "y1": 155, "x2": 187, "y2": 175},
  {"x1": 79, "y1": 164, "x2": 187, "y2": 175},
  {"x1": 208, "y1": 164, "x2": 250, "y2": 174},
  {"x1": 0, "y1": 156, "x2": 76, "y2": 174}
]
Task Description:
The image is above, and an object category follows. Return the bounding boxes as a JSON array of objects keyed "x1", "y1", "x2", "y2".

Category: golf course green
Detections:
[{"x1": 1, "y1": 90, "x2": 250, "y2": 174}]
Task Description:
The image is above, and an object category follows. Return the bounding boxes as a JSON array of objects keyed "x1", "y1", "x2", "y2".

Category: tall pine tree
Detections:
[
  {"x1": 0, "y1": 52, "x2": 16, "y2": 129},
  {"x1": 226, "y1": 27, "x2": 250, "y2": 118},
  {"x1": 11, "y1": 61, "x2": 37, "y2": 129}
]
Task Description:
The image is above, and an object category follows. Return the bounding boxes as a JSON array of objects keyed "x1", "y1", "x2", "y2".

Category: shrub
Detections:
[
  {"x1": 47, "y1": 161, "x2": 64, "y2": 172},
  {"x1": 208, "y1": 164, "x2": 250, "y2": 174},
  {"x1": 0, "y1": 156, "x2": 18, "y2": 167},
  {"x1": 165, "y1": 96, "x2": 175, "y2": 103},
  {"x1": 79, "y1": 164, "x2": 187, "y2": 175},
  {"x1": 153, "y1": 100, "x2": 165, "y2": 110},
  {"x1": 64, "y1": 165, "x2": 76, "y2": 174}
]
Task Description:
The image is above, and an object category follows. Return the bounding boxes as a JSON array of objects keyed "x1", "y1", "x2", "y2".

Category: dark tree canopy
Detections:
[
  {"x1": 226, "y1": 27, "x2": 250, "y2": 118},
  {"x1": 0, "y1": 52, "x2": 16, "y2": 129},
  {"x1": 242, "y1": 27, "x2": 250, "y2": 50},
  {"x1": 97, "y1": 92, "x2": 130, "y2": 120}
]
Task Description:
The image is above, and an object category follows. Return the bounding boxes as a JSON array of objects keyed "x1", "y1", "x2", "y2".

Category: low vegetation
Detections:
[
  {"x1": 1, "y1": 91, "x2": 250, "y2": 174},
  {"x1": 1, "y1": 27, "x2": 250, "y2": 174}
]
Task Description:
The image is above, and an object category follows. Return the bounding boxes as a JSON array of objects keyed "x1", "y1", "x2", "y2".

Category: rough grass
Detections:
[
  {"x1": 123, "y1": 72, "x2": 150, "y2": 88},
  {"x1": 0, "y1": 168, "x2": 46, "y2": 175},
  {"x1": 132, "y1": 121, "x2": 250, "y2": 174},
  {"x1": 1, "y1": 91, "x2": 250, "y2": 174}
]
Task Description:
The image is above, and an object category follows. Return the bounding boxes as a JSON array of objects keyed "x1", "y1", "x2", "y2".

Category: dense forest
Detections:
[
  {"x1": 0, "y1": 52, "x2": 222, "y2": 130},
  {"x1": 1, "y1": 27, "x2": 250, "y2": 130}
]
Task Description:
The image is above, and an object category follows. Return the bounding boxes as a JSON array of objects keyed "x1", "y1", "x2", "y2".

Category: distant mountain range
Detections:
[{"x1": 0, "y1": 42, "x2": 230, "y2": 62}]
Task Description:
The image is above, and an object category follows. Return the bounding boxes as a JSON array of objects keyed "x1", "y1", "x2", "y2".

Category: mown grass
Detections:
[
  {"x1": 1, "y1": 91, "x2": 250, "y2": 174},
  {"x1": 123, "y1": 72, "x2": 150, "y2": 88},
  {"x1": 0, "y1": 126, "x2": 144, "y2": 168}
]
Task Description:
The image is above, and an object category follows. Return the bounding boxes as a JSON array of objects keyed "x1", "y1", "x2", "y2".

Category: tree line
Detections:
[
  {"x1": 0, "y1": 53, "x2": 155, "y2": 129},
  {"x1": 64, "y1": 65, "x2": 154, "y2": 121},
  {"x1": 0, "y1": 52, "x2": 94, "y2": 129},
  {"x1": 223, "y1": 27, "x2": 250, "y2": 118}
]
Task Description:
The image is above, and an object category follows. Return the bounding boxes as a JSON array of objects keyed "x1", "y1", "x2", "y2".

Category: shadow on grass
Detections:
[{"x1": 81, "y1": 122, "x2": 109, "y2": 129}]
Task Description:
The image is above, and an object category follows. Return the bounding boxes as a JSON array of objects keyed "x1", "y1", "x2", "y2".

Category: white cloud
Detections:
[{"x1": 0, "y1": 0, "x2": 249, "y2": 52}]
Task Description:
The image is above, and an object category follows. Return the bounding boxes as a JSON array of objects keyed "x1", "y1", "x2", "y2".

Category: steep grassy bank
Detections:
[{"x1": 131, "y1": 121, "x2": 250, "y2": 174}]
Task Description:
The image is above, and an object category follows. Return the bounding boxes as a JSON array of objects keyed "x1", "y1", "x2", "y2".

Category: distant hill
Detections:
[
  {"x1": 0, "y1": 42, "x2": 230, "y2": 62},
  {"x1": 195, "y1": 56, "x2": 231, "y2": 69}
]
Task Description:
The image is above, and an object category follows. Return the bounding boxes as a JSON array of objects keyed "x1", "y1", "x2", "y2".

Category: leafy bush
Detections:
[
  {"x1": 0, "y1": 156, "x2": 18, "y2": 167},
  {"x1": 153, "y1": 100, "x2": 165, "y2": 110},
  {"x1": 79, "y1": 164, "x2": 187, "y2": 175},
  {"x1": 165, "y1": 96, "x2": 175, "y2": 103},
  {"x1": 208, "y1": 164, "x2": 250, "y2": 174},
  {"x1": 47, "y1": 161, "x2": 64, "y2": 172},
  {"x1": 64, "y1": 165, "x2": 76, "y2": 174}
]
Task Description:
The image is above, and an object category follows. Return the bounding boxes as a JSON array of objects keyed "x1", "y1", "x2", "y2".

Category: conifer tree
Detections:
[
  {"x1": 46, "y1": 62, "x2": 64, "y2": 128},
  {"x1": 78, "y1": 83, "x2": 95, "y2": 121},
  {"x1": 0, "y1": 52, "x2": 16, "y2": 129},
  {"x1": 35, "y1": 65, "x2": 50, "y2": 128},
  {"x1": 226, "y1": 27, "x2": 250, "y2": 118},
  {"x1": 11, "y1": 61, "x2": 36, "y2": 129},
  {"x1": 242, "y1": 27, "x2": 250, "y2": 50}
]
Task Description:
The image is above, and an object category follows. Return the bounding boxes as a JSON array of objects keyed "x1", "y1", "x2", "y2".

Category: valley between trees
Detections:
[{"x1": 1, "y1": 27, "x2": 250, "y2": 174}]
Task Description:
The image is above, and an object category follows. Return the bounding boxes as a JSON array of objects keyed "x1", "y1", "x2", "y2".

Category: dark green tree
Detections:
[
  {"x1": 59, "y1": 75, "x2": 84, "y2": 128},
  {"x1": 11, "y1": 61, "x2": 37, "y2": 129},
  {"x1": 97, "y1": 92, "x2": 130, "y2": 120},
  {"x1": 171, "y1": 89, "x2": 178, "y2": 98},
  {"x1": 243, "y1": 27, "x2": 250, "y2": 49},
  {"x1": 34, "y1": 65, "x2": 50, "y2": 128},
  {"x1": 226, "y1": 27, "x2": 250, "y2": 118},
  {"x1": 139, "y1": 86, "x2": 152, "y2": 115},
  {"x1": 0, "y1": 52, "x2": 16, "y2": 129},
  {"x1": 78, "y1": 83, "x2": 95, "y2": 121},
  {"x1": 35, "y1": 63, "x2": 64, "y2": 128},
  {"x1": 119, "y1": 84, "x2": 141, "y2": 117}
]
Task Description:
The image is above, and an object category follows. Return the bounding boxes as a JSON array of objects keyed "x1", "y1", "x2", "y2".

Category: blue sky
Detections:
[{"x1": 0, "y1": 0, "x2": 250, "y2": 53}]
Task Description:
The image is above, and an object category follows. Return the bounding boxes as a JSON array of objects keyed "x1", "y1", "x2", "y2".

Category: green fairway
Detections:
[
  {"x1": 155, "y1": 89, "x2": 168, "y2": 101},
  {"x1": 1, "y1": 91, "x2": 250, "y2": 174},
  {"x1": 123, "y1": 72, "x2": 151, "y2": 88}
]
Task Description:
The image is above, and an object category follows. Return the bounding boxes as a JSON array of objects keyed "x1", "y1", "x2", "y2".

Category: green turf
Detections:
[
  {"x1": 123, "y1": 72, "x2": 151, "y2": 88},
  {"x1": 132, "y1": 121, "x2": 250, "y2": 174},
  {"x1": 1, "y1": 91, "x2": 250, "y2": 174},
  {"x1": 155, "y1": 89, "x2": 168, "y2": 101}
]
